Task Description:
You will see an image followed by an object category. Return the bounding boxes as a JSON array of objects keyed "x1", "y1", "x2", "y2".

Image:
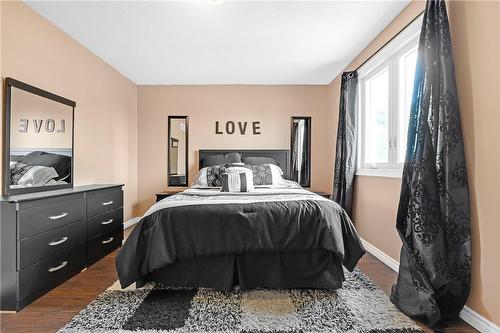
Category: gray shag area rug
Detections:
[{"x1": 58, "y1": 268, "x2": 423, "y2": 333}]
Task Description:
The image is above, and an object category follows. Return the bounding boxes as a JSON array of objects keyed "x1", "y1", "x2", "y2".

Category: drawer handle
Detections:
[
  {"x1": 49, "y1": 213, "x2": 68, "y2": 220},
  {"x1": 48, "y1": 261, "x2": 68, "y2": 272},
  {"x1": 102, "y1": 201, "x2": 114, "y2": 206},
  {"x1": 101, "y1": 219, "x2": 114, "y2": 225},
  {"x1": 49, "y1": 237, "x2": 69, "y2": 246},
  {"x1": 101, "y1": 237, "x2": 114, "y2": 244}
]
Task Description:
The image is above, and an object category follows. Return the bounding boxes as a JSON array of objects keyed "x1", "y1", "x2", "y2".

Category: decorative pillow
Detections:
[
  {"x1": 10, "y1": 163, "x2": 34, "y2": 185},
  {"x1": 18, "y1": 151, "x2": 71, "y2": 181},
  {"x1": 201, "y1": 153, "x2": 242, "y2": 168},
  {"x1": 206, "y1": 164, "x2": 233, "y2": 187},
  {"x1": 18, "y1": 166, "x2": 59, "y2": 186},
  {"x1": 221, "y1": 169, "x2": 254, "y2": 192},
  {"x1": 245, "y1": 164, "x2": 284, "y2": 186},
  {"x1": 10, "y1": 163, "x2": 58, "y2": 186},
  {"x1": 241, "y1": 156, "x2": 278, "y2": 166}
]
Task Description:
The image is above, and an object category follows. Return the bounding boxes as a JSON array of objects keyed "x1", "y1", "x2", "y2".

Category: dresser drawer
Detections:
[
  {"x1": 18, "y1": 194, "x2": 85, "y2": 239},
  {"x1": 87, "y1": 230, "x2": 123, "y2": 266},
  {"x1": 18, "y1": 220, "x2": 86, "y2": 269},
  {"x1": 87, "y1": 188, "x2": 123, "y2": 217},
  {"x1": 87, "y1": 208, "x2": 123, "y2": 239},
  {"x1": 18, "y1": 244, "x2": 85, "y2": 302}
]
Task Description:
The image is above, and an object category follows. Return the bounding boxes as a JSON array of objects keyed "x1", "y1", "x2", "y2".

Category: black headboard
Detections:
[{"x1": 199, "y1": 149, "x2": 290, "y2": 179}]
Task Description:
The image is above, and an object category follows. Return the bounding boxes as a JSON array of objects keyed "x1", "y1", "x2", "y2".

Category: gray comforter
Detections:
[{"x1": 116, "y1": 187, "x2": 365, "y2": 288}]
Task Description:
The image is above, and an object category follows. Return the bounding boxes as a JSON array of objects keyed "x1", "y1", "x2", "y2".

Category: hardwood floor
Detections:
[{"x1": 1, "y1": 227, "x2": 477, "y2": 333}]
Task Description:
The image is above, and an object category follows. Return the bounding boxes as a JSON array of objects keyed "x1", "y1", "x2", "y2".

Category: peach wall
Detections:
[
  {"x1": 449, "y1": 0, "x2": 500, "y2": 324},
  {"x1": 136, "y1": 85, "x2": 334, "y2": 214},
  {"x1": 1, "y1": 2, "x2": 138, "y2": 219},
  {"x1": 327, "y1": 0, "x2": 500, "y2": 325}
]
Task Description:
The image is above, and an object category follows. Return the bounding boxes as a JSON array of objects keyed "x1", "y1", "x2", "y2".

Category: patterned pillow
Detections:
[
  {"x1": 10, "y1": 163, "x2": 59, "y2": 186},
  {"x1": 248, "y1": 164, "x2": 273, "y2": 185},
  {"x1": 10, "y1": 163, "x2": 34, "y2": 185},
  {"x1": 206, "y1": 165, "x2": 227, "y2": 187}
]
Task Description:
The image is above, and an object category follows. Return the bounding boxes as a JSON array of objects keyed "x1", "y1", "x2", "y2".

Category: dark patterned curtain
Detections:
[
  {"x1": 332, "y1": 71, "x2": 358, "y2": 217},
  {"x1": 391, "y1": 0, "x2": 471, "y2": 328}
]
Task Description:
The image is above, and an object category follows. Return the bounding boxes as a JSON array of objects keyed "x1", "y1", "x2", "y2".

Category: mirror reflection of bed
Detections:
[
  {"x1": 9, "y1": 150, "x2": 72, "y2": 189},
  {"x1": 5, "y1": 78, "x2": 74, "y2": 193}
]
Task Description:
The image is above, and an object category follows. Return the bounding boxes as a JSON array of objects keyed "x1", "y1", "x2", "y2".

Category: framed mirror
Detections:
[
  {"x1": 168, "y1": 116, "x2": 189, "y2": 186},
  {"x1": 290, "y1": 116, "x2": 311, "y2": 187},
  {"x1": 3, "y1": 78, "x2": 75, "y2": 195}
]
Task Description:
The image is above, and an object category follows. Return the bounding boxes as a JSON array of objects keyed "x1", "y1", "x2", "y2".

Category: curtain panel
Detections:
[
  {"x1": 390, "y1": 0, "x2": 471, "y2": 327},
  {"x1": 332, "y1": 71, "x2": 358, "y2": 217}
]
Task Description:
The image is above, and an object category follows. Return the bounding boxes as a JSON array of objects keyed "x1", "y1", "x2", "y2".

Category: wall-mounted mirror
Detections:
[
  {"x1": 3, "y1": 78, "x2": 75, "y2": 195},
  {"x1": 168, "y1": 116, "x2": 189, "y2": 186},
  {"x1": 290, "y1": 116, "x2": 311, "y2": 187}
]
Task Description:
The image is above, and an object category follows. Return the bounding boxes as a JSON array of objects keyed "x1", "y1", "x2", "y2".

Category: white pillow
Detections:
[
  {"x1": 269, "y1": 164, "x2": 284, "y2": 181},
  {"x1": 17, "y1": 166, "x2": 59, "y2": 186},
  {"x1": 221, "y1": 168, "x2": 254, "y2": 192},
  {"x1": 191, "y1": 167, "x2": 209, "y2": 187}
]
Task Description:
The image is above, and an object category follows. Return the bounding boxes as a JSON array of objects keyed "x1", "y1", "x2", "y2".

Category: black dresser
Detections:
[{"x1": 0, "y1": 184, "x2": 124, "y2": 311}]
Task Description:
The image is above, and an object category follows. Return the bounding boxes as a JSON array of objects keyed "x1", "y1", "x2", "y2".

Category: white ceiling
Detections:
[{"x1": 26, "y1": 1, "x2": 410, "y2": 85}]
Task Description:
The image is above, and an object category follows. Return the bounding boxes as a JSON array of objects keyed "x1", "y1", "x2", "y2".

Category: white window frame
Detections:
[{"x1": 356, "y1": 15, "x2": 422, "y2": 178}]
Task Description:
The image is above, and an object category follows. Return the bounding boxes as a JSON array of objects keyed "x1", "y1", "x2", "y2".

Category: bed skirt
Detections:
[{"x1": 137, "y1": 249, "x2": 345, "y2": 291}]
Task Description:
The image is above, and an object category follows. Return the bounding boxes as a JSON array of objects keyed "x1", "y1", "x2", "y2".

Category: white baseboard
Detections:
[
  {"x1": 361, "y1": 239, "x2": 400, "y2": 272},
  {"x1": 360, "y1": 238, "x2": 500, "y2": 333},
  {"x1": 123, "y1": 217, "x2": 140, "y2": 229},
  {"x1": 460, "y1": 306, "x2": 500, "y2": 333}
]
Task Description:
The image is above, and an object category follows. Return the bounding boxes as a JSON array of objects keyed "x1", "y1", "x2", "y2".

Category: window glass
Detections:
[
  {"x1": 364, "y1": 68, "x2": 389, "y2": 164},
  {"x1": 398, "y1": 47, "x2": 418, "y2": 162}
]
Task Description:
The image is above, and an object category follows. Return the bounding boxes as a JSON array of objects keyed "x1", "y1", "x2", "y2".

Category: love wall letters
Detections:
[
  {"x1": 19, "y1": 119, "x2": 66, "y2": 134},
  {"x1": 215, "y1": 121, "x2": 261, "y2": 135}
]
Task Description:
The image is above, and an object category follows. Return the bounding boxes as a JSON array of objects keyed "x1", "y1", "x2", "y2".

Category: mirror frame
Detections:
[
  {"x1": 290, "y1": 116, "x2": 311, "y2": 188},
  {"x1": 167, "y1": 115, "x2": 189, "y2": 187},
  {"x1": 3, "y1": 77, "x2": 76, "y2": 195}
]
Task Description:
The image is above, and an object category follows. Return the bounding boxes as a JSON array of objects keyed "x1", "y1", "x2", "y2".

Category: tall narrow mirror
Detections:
[
  {"x1": 168, "y1": 116, "x2": 189, "y2": 186},
  {"x1": 290, "y1": 116, "x2": 311, "y2": 187}
]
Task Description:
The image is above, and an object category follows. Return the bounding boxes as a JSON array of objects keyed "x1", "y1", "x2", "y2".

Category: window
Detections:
[{"x1": 357, "y1": 15, "x2": 422, "y2": 178}]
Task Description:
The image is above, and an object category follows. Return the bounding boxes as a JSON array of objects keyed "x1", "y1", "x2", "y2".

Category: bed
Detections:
[
  {"x1": 116, "y1": 149, "x2": 365, "y2": 291},
  {"x1": 9, "y1": 150, "x2": 72, "y2": 188}
]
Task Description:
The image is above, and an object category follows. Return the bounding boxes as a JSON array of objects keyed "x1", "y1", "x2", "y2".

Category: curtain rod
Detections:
[{"x1": 354, "y1": 10, "x2": 425, "y2": 73}]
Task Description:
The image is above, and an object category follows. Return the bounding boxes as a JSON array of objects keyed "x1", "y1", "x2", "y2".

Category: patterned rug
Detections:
[{"x1": 58, "y1": 268, "x2": 423, "y2": 333}]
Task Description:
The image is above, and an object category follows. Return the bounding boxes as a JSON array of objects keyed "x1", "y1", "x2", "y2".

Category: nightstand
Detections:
[
  {"x1": 155, "y1": 191, "x2": 182, "y2": 202},
  {"x1": 313, "y1": 191, "x2": 332, "y2": 199}
]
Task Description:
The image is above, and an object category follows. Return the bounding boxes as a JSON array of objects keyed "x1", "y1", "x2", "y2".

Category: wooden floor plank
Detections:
[{"x1": 1, "y1": 227, "x2": 477, "y2": 333}]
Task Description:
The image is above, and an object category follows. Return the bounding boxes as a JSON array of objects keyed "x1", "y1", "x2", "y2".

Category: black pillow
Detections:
[
  {"x1": 241, "y1": 156, "x2": 278, "y2": 166},
  {"x1": 225, "y1": 152, "x2": 242, "y2": 164},
  {"x1": 202, "y1": 155, "x2": 225, "y2": 168},
  {"x1": 17, "y1": 151, "x2": 71, "y2": 180},
  {"x1": 202, "y1": 153, "x2": 242, "y2": 168}
]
